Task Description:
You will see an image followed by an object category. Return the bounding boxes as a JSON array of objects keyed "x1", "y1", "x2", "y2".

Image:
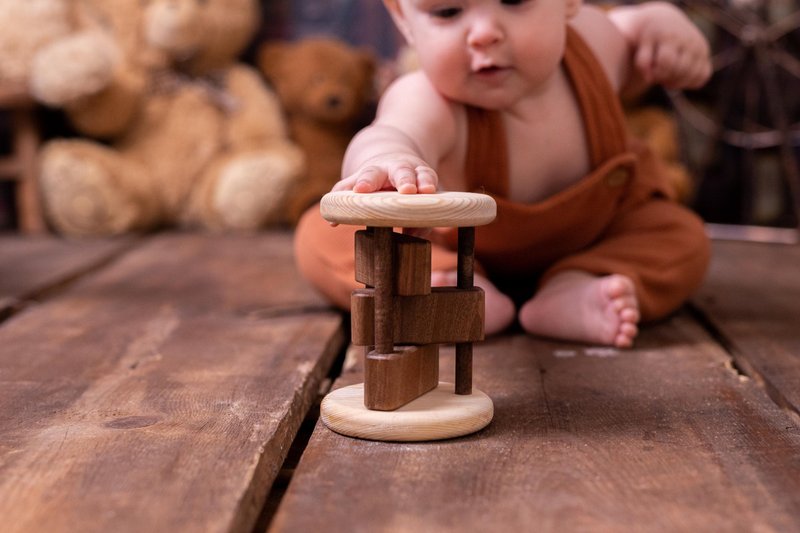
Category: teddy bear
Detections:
[
  {"x1": 0, "y1": 0, "x2": 73, "y2": 87},
  {"x1": 28, "y1": 0, "x2": 304, "y2": 236},
  {"x1": 623, "y1": 103, "x2": 694, "y2": 204},
  {"x1": 258, "y1": 37, "x2": 375, "y2": 224}
]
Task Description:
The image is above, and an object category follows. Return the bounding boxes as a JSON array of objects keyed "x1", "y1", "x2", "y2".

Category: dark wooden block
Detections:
[
  {"x1": 364, "y1": 344, "x2": 439, "y2": 410},
  {"x1": 351, "y1": 287, "x2": 484, "y2": 346},
  {"x1": 355, "y1": 230, "x2": 431, "y2": 296}
]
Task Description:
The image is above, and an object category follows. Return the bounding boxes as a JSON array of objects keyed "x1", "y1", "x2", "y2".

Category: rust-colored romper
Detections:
[{"x1": 294, "y1": 27, "x2": 710, "y2": 322}]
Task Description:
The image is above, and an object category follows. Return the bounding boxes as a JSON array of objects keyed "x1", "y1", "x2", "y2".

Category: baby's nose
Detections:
[{"x1": 466, "y1": 15, "x2": 503, "y2": 47}]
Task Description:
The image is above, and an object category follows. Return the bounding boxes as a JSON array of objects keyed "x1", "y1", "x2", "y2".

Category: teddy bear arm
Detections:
[
  {"x1": 225, "y1": 65, "x2": 293, "y2": 148},
  {"x1": 66, "y1": 65, "x2": 148, "y2": 138}
]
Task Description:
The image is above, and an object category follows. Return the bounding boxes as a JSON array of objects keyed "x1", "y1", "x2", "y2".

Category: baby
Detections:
[{"x1": 295, "y1": 0, "x2": 712, "y2": 348}]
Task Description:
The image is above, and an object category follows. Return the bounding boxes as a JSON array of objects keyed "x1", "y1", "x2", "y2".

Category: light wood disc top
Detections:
[
  {"x1": 320, "y1": 191, "x2": 497, "y2": 228},
  {"x1": 321, "y1": 382, "x2": 494, "y2": 442}
]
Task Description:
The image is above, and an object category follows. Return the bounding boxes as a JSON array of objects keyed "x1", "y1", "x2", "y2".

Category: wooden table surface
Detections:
[
  {"x1": 271, "y1": 239, "x2": 800, "y2": 533},
  {"x1": 1, "y1": 234, "x2": 799, "y2": 532},
  {"x1": 0, "y1": 232, "x2": 342, "y2": 533}
]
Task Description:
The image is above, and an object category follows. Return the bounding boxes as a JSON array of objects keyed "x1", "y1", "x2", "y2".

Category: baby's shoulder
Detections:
[
  {"x1": 569, "y1": 5, "x2": 631, "y2": 92},
  {"x1": 379, "y1": 71, "x2": 463, "y2": 126},
  {"x1": 382, "y1": 71, "x2": 455, "y2": 109}
]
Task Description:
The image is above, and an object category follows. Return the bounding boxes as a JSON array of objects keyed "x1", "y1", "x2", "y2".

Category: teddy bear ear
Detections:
[
  {"x1": 258, "y1": 41, "x2": 289, "y2": 80},
  {"x1": 357, "y1": 48, "x2": 377, "y2": 81}
]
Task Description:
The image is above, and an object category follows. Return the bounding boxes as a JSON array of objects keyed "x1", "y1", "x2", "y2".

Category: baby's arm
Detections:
[
  {"x1": 334, "y1": 71, "x2": 460, "y2": 194},
  {"x1": 607, "y1": 2, "x2": 711, "y2": 92}
]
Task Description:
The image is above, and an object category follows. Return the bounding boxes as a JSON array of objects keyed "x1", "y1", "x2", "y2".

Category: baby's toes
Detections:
[
  {"x1": 619, "y1": 306, "x2": 640, "y2": 324},
  {"x1": 615, "y1": 322, "x2": 639, "y2": 348}
]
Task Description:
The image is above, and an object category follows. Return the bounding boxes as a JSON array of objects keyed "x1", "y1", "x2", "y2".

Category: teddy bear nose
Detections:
[{"x1": 326, "y1": 95, "x2": 342, "y2": 109}]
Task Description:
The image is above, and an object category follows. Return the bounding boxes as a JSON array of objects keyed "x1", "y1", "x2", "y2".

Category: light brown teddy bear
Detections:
[
  {"x1": 258, "y1": 37, "x2": 375, "y2": 224},
  {"x1": 30, "y1": 0, "x2": 304, "y2": 235},
  {"x1": 0, "y1": 0, "x2": 73, "y2": 87}
]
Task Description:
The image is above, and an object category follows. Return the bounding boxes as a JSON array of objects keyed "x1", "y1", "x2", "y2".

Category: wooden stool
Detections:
[
  {"x1": 0, "y1": 84, "x2": 45, "y2": 233},
  {"x1": 319, "y1": 191, "x2": 497, "y2": 442}
]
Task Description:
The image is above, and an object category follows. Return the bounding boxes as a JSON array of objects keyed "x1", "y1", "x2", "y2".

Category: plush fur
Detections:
[
  {"x1": 259, "y1": 37, "x2": 375, "y2": 224},
  {"x1": 29, "y1": 0, "x2": 304, "y2": 235},
  {"x1": 624, "y1": 105, "x2": 693, "y2": 203},
  {"x1": 0, "y1": 0, "x2": 73, "y2": 86}
]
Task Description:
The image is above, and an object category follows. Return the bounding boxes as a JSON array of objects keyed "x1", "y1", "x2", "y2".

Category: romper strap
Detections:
[
  {"x1": 562, "y1": 26, "x2": 629, "y2": 167},
  {"x1": 464, "y1": 105, "x2": 509, "y2": 197}
]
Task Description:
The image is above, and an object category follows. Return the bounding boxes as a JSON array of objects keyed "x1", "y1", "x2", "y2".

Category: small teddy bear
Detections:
[
  {"x1": 30, "y1": 0, "x2": 304, "y2": 236},
  {"x1": 258, "y1": 37, "x2": 375, "y2": 224},
  {"x1": 624, "y1": 105, "x2": 694, "y2": 204}
]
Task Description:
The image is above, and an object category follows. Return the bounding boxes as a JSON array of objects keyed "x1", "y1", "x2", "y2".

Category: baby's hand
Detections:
[
  {"x1": 333, "y1": 154, "x2": 438, "y2": 194},
  {"x1": 620, "y1": 3, "x2": 711, "y2": 90}
]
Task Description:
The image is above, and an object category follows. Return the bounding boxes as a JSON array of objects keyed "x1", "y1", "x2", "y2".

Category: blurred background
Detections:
[{"x1": 2, "y1": 0, "x2": 799, "y2": 236}]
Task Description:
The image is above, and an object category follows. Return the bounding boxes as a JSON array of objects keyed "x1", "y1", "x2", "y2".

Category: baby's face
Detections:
[{"x1": 386, "y1": 0, "x2": 579, "y2": 109}]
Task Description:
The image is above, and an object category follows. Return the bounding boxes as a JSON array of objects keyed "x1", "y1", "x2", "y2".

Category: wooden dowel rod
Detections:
[
  {"x1": 457, "y1": 227, "x2": 475, "y2": 289},
  {"x1": 372, "y1": 226, "x2": 394, "y2": 354},
  {"x1": 455, "y1": 343, "x2": 472, "y2": 395},
  {"x1": 456, "y1": 226, "x2": 475, "y2": 394}
]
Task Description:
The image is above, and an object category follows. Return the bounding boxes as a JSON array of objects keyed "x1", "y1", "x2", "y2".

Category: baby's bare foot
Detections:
[
  {"x1": 518, "y1": 271, "x2": 640, "y2": 348},
  {"x1": 431, "y1": 270, "x2": 515, "y2": 336}
]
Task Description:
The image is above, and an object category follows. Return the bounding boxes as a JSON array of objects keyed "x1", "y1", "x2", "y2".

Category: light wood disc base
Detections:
[{"x1": 321, "y1": 382, "x2": 493, "y2": 442}]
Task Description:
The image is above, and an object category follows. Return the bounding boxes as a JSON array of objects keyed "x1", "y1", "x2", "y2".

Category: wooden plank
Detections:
[
  {"x1": 693, "y1": 240, "x2": 800, "y2": 415},
  {"x1": 0, "y1": 232, "x2": 345, "y2": 533},
  {"x1": 0, "y1": 235, "x2": 135, "y2": 316},
  {"x1": 355, "y1": 230, "x2": 432, "y2": 296},
  {"x1": 351, "y1": 287, "x2": 484, "y2": 345},
  {"x1": 365, "y1": 344, "x2": 439, "y2": 410},
  {"x1": 270, "y1": 313, "x2": 800, "y2": 532}
]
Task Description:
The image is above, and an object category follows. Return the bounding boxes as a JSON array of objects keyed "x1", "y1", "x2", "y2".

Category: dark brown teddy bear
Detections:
[{"x1": 259, "y1": 37, "x2": 376, "y2": 224}]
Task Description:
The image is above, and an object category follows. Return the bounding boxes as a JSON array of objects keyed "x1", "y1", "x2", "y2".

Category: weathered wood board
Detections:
[
  {"x1": 693, "y1": 240, "x2": 800, "y2": 416},
  {"x1": 0, "y1": 235, "x2": 134, "y2": 316},
  {"x1": 0, "y1": 232, "x2": 344, "y2": 533},
  {"x1": 270, "y1": 313, "x2": 800, "y2": 532}
]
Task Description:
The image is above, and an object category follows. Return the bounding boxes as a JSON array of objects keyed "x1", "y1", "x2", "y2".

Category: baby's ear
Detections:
[
  {"x1": 383, "y1": 0, "x2": 414, "y2": 45},
  {"x1": 565, "y1": 0, "x2": 582, "y2": 19}
]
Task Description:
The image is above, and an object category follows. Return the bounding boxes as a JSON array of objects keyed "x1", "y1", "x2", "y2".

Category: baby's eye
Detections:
[
  {"x1": 500, "y1": 0, "x2": 528, "y2": 5},
  {"x1": 431, "y1": 6, "x2": 462, "y2": 18}
]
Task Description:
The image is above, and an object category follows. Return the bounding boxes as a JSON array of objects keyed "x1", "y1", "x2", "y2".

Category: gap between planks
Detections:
[
  {"x1": 687, "y1": 302, "x2": 800, "y2": 427},
  {"x1": 253, "y1": 339, "x2": 348, "y2": 532}
]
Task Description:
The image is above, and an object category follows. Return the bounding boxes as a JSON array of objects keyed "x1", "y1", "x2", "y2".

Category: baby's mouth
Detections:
[
  {"x1": 473, "y1": 61, "x2": 509, "y2": 73},
  {"x1": 473, "y1": 65, "x2": 510, "y2": 78}
]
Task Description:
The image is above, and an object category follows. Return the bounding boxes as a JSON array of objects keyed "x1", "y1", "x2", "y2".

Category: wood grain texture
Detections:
[
  {"x1": 320, "y1": 191, "x2": 497, "y2": 228},
  {"x1": 355, "y1": 230, "x2": 432, "y2": 295},
  {"x1": 0, "y1": 236, "x2": 135, "y2": 316},
  {"x1": 271, "y1": 313, "x2": 800, "y2": 532},
  {"x1": 321, "y1": 382, "x2": 493, "y2": 442},
  {"x1": 372, "y1": 227, "x2": 394, "y2": 354},
  {"x1": 351, "y1": 287, "x2": 484, "y2": 346},
  {"x1": 692, "y1": 240, "x2": 800, "y2": 416},
  {"x1": 365, "y1": 344, "x2": 439, "y2": 410},
  {"x1": 0, "y1": 232, "x2": 344, "y2": 533}
]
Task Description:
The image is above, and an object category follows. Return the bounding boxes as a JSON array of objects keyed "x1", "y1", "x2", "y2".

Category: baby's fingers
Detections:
[
  {"x1": 415, "y1": 166, "x2": 438, "y2": 193},
  {"x1": 634, "y1": 38, "x2": 657, "y2": 83},
  {"x1": 390, "y1": 164, "x2": 420, "y2": 194},
  {"x1": 352, "y1": 166, "x2": 389, "y2": 192},
  {"x1": 389, "y1": 164, "x2": 438, "y2": 194}
]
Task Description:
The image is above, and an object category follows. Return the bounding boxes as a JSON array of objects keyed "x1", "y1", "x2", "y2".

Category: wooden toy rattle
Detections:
[{"x1": 318, "y1": 191, "x2": 497, "y2": 442}]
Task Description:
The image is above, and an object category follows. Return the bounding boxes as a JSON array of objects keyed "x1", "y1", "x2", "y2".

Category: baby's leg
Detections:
[
  {"x1": 518, "y1": 270, "x2": 640, "y2": 348},
  {"x1": 431, "y1": 270, "x2": 515, "y2": 336}
]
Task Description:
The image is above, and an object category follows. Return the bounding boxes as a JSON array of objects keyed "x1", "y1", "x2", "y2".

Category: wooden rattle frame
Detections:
[{"x1": 319, "y1": 191, "x2": 496, "y2": 442}]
